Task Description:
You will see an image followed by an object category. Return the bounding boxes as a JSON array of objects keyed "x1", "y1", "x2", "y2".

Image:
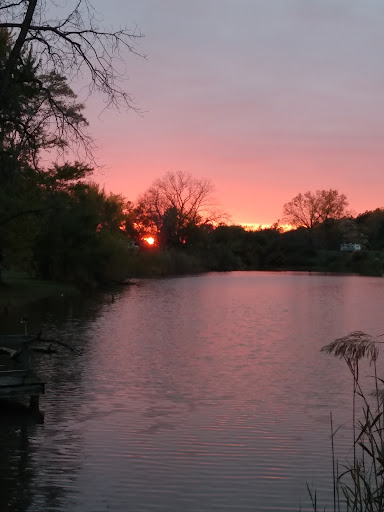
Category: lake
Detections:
[{"x1": 1, "y1": 271, "x2": 384, "y2": 512}]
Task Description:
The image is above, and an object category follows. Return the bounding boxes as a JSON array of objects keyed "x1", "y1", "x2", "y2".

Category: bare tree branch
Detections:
[
  {"x1": 136, "y1": 171, "x2": 227, "y2": 247},
  {"x1": 1, "y1": 0, "x2": 37, "y2": 96},
  {"x1": 283, "y1": 189, "x2": 349, "y2": 229},
  {"x1": 0, "y1": 0, "x2": 144, "y2": 111},
  {"x1": 0, "y1": 1, "x2": 25, "y2": 11}
]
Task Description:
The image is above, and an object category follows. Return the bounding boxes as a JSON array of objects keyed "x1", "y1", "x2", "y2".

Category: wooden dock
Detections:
[{"x1": 0, "y1": 335, "x2": 45, "y2": 409}]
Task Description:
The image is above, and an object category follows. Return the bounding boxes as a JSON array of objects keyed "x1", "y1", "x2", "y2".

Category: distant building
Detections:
[
  {"x1": 340, "y1": 243, "x2": 362, "y2": 252},
  {"x1": 126, "y1": 239, "x2": 139, "y2": 250}
]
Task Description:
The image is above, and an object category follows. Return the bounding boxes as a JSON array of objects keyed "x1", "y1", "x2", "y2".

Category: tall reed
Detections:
[{"x1": 314, "y1": 331, "x2": 384, "y2": 511}]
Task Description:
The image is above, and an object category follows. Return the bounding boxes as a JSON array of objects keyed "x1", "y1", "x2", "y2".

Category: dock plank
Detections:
[
  {"x1": 0, "y1": 383, "x2": 45, "y2": 398},
  {"x1": 0, "y1": 335, "x2": 33, "y2": 345},
  {"x1": 0, "y1": 335, "x2": 45, "y2": 408}
]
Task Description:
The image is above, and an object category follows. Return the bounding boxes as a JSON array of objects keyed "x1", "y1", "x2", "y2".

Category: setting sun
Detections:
[{"x1": 144, "y1": 237, "x2": 155, "y2": 246}]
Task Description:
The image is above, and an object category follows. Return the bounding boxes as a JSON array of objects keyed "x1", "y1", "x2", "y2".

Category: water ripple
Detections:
[{"x1": 1, "y1": 272, "x2": 382, "y2": 511}]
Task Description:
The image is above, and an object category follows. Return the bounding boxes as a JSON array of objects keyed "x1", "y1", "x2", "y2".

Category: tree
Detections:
[
  {"x1": 282, "y1": 189, "x2": 349, "y2": 229},
  {"x1": 0, "y1": 28, "x2": 89, "y2": 179},
  {"x1": 0, "y1": 26, "x2": 92, "y2": 269},
  {"x1": 0, "y1": 1, "x2": 142, "y2": 163},
  {"x1": 0, "y1": 1, "x2": 141, "y2": 284},
  {"x1": 0, "y1": 161, "x2": 92, "y2": 282},
  {"x1": 0, "y1": 1, "x2": 141, "y2": 107},
  {"x1": 356, "y1": 209, "x2": 384, "y2": 250},
  {"x1": 33, "y1": 180, "x2": 136, "y2": 284},
  {"x1": 136, "y1": 171, "x2": 226, "y2": 247}
]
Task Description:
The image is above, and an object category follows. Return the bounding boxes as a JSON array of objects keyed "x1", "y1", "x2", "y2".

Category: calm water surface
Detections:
[{"x1": 1, "y1": 271, "x2": 384, "y2": 512}]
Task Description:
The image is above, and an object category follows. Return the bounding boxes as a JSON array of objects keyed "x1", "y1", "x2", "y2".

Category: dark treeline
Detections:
[
  {"x1": 136, "y1": 209, "x2": 384, "y2": 278},
  {"x1": 183, "y1": 211, "x2": 384, "y2": 276},
  {"x1": 3, "y1": 182, "x2": 384, "y2": 285}
]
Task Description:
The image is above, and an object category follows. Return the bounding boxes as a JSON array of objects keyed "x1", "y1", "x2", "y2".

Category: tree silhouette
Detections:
[
  {"x1": 0, "y1": 0, "x2": 142, "y2": 109},
  {"x1": 136, "y1": 171, "x2": 226, "y2": 247},
  {"x1": 283, "y1": 189, "x2": 349, "y2": 229}
]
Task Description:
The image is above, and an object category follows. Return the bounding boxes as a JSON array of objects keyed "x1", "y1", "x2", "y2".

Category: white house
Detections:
[{"x1": 340, "y1": 243, "x2": 362, "y2": 252}]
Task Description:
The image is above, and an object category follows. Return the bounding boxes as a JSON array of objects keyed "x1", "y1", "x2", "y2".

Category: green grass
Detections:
[{"x1": 0, "y1": 272, "x2": 79, "y2": 308}]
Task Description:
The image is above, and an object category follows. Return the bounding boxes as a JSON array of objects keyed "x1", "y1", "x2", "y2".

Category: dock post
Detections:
[{"x1": 30, "y1": 395, "x2": 40, "y2": 410}]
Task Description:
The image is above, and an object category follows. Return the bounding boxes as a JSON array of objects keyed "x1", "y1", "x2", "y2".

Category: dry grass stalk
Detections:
[{"x1": 306, "y1": 331, "x2": 384, "y2": 511}]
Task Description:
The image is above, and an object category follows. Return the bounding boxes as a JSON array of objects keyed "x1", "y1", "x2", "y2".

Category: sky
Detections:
[{"x1": 82, "y1": 0, "x2": 384, "y2": 227}]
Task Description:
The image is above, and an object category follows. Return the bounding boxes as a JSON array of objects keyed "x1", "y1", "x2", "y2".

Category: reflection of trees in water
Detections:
[
  {"x1": 27, "y1": 419, "x2": 84, "y2": 512},
  {"x1": 23, "y1": 296, "x2": 104, "y2": 510},
  {"x1": 0, "y1": 290, "x2": 119, "y2": 512},
  {"x1": 0, "y1": 411, "x2": 40, "y2": 512},
  {"x1": 0, "y1": 393, "x2": 86, "y2": 512},
  {"x1": 0, "y1": 408, "x2": 84, "y2": 512},
  {"x1": 0, "y1": 290, "x2": 119, "y2": 387},
  {"x1": 0, "y1": 290, "x2": 112, "y2": 335}
]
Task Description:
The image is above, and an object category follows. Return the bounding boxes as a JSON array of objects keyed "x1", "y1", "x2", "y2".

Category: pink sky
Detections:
[{"x1": 83, "y1": 0, "x2": 384, "y2": 226}]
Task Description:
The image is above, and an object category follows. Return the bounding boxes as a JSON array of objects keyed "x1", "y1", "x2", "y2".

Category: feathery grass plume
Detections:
[
  {"x1": 313, "y1": 331, "x2": 384, "y2": 512},
  {"x1": 321, "y1": 331, "x2": 379, "y2": 365}
]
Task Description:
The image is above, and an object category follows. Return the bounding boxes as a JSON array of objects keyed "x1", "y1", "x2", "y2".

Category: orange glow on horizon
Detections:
[{"x1": 241, "y1": 223, "x2": 293, "y2": 232}]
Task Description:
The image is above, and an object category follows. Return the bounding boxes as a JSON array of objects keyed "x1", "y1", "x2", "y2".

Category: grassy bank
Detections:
[
  {"x1": 1, "y1": 247, "x2": 382, "y2": 310},
  {"x1": 0, "y1": 273, "x2": 80, "y2": 309}
]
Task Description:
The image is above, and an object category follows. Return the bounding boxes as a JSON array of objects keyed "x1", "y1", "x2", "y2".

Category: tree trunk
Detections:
[
  {"x1": 1, "y1": 0, "x2": 38, "y2": 96},
  {"x1": 0, "y1": 249, "x2": 5, "y2": 287},
  {"x1": 0, "y1": 240, "x2": 7, "y2": 287}
]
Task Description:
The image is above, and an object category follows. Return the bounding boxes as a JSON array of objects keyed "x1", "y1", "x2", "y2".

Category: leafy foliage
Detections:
[
  {"x1": 0, "y1": 28, "x2": 89, "y2": 177},
  {"x1": 0, "y1": 3, "x2": 142, "y2": 286}
]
